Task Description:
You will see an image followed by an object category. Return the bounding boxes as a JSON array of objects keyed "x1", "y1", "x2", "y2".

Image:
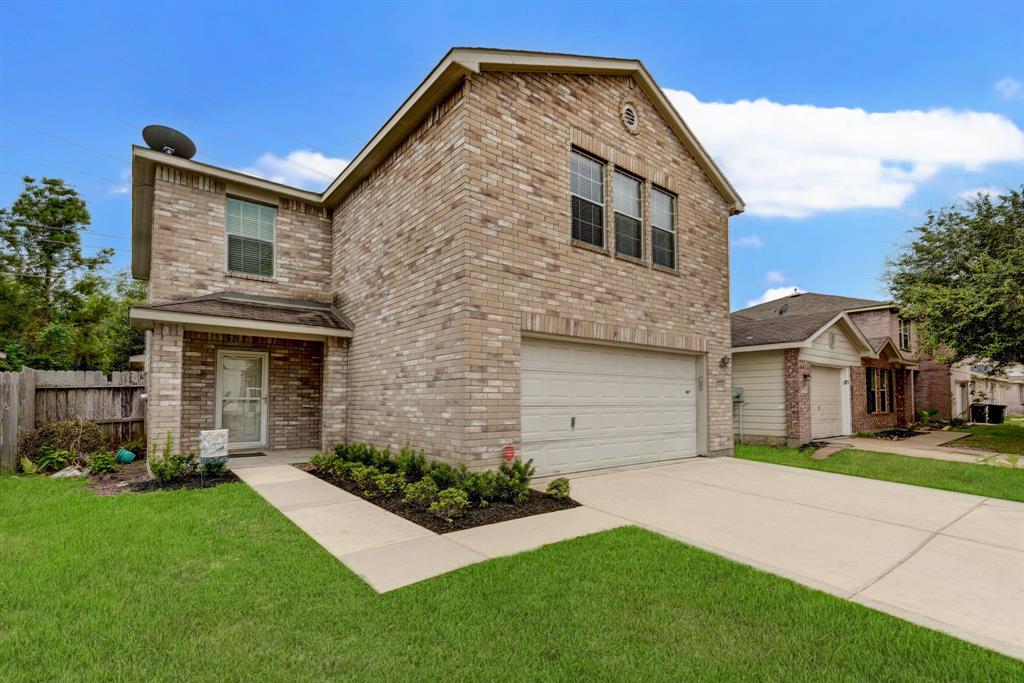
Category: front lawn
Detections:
[
  {"x1": 735, "y1": 444, "x2": 1024, "y2": 502},
  {"x1": 952, "y1": 420, "x2": 1024, "y2": 456},
  {"x1": 1, "y1": 476, "x2": 1020, "y2": 681}
]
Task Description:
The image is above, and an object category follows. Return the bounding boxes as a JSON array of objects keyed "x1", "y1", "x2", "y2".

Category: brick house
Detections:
[
  {"x1": 129, "y1": 48, "x2": 744, "y2": 476},
  {"x1": 730, "y1": 293, "x2": 919, "y2": 446}
]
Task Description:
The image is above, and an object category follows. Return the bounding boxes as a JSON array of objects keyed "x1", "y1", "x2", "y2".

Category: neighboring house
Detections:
[
  {"x1": 962, "y1": 363, "x2": 1024, "y2": 415},
  {"x1": 731, "y1": 293, "x2": 919, "y2": 446},
  {"x1": 129, "y1": 48, "x2": 744, "y2": 476}
]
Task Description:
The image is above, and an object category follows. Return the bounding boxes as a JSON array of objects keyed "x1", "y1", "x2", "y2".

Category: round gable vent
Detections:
[{"x1": 620, "y1": 101, "x2": 640, "y2": 134}]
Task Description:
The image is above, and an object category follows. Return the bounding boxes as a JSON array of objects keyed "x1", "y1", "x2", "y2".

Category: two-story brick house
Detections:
[
  {"x1": 129, "y1": 48, "x2": 744, "y2": 476},
  {"x1": 730, "y1": 293, "x2": 919, "y2": 446}
]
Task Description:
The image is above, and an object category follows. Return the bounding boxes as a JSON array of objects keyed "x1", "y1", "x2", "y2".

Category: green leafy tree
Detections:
[
  {"x1": 0, "y1": 176, "x2": 144, "y2": 371},
  {"x1": 887, "y1": 187, "x2": 1023, "y2": 370}
]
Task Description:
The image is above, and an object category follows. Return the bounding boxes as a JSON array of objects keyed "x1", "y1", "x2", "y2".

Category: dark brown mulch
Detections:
[
  {"x1": 87, "y1": 459, "x2": 240, "y2": 496},
  {"x1": 872, "y1": 429, "x2": 925, "y2": 441},
  {"x1": 296, "y1": 463, "x2": 579, "y2": 534}
]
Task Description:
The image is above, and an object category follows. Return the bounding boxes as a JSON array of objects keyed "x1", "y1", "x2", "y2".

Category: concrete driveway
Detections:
[{"x1": 569, "y1": 457, "x2": 1024, "y2": 660}]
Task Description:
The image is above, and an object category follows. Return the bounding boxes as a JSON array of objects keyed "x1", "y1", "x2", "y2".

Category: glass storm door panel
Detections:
[{"x1": 216, "y1": 351, "x2": 268, "y2": 447}]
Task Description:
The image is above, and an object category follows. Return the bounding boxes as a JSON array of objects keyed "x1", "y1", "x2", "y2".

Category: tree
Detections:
[
  {"x1": 0, "y1": 176, "x2": 112, "y2": 307},
  {"x1": 887, "y1": 187, "x2": 1023, "y2": 370},
  {"x1": 0, "y1": 176, "x2": 144, "y2": 372}
]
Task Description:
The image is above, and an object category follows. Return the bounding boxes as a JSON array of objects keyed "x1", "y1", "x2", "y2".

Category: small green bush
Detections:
[
  {"x1": 87, "y1": 450, "x2": 118, "y2": 475},
  {"x1": 119, "y1": 436, "x2": 146, "y2": 456},
  {"x1": 374, "y1": 472, "x2": 405, "y2": 496},
  {"x1": 496, "y1": 458, "x2": 535, "y2": 504},
  {"x1": 310, "y1": 452, "x2": 338, "y2": 470},
  {"x1": 200, "y1": 461, "x2": 227, "y2": 477},
  {"x1": 19, "y1": 457, "x2": 38, "y2": 475},
  {"x1": 402, "y1": 476, "x2": 439, "y2": 507},
  {"x1": 19, "y1": 419, "x2": 108, "y2": 468},
  {"x1": 545, "y1": 477, "x2": 570, "y2": 500},
  {"x1": 462, "y1": 470, "x2": 498, "y2": 507},
  {"x1": 347, "y1": 463, "x2": 380, "y2": 489},
  {"x1": 34, "y1": 447, "x2": 74, "y2": 473},
  {"x1": 395, "y1": 444, "x2": 426, "y2": 481},
  {"x1": 426, "y1": 460, "x2": 464, "y2": 490},
  {"x1": 149, "y1": 432, "x2": 197, "y2": 482},
  {"x1": 430, "y1": 487, "x2": 469, "y2": 523}
]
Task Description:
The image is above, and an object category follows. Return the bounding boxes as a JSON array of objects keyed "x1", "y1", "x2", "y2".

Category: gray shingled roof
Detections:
[
  {"x1": 135, "y1": 292, "x2": 353, "y2": 331},
  {"x1": 731, "y1": 292, "x2": 888, "y2": 348}
]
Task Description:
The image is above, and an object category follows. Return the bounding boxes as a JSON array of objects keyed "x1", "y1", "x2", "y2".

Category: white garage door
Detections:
[
  {"x1": 521, "y1": 338, "x2": 699, "y2": 476},
  {"x1": 810, "y1": 366, "x2": 843, "y2": 439}
]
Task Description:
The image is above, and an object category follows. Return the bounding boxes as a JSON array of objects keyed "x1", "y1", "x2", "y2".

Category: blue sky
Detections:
[{"x1": 1, "y1": 0, "x2": 1022, "y2": 310}]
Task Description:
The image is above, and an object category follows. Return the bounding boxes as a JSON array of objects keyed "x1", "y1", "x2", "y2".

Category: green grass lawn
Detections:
[
  {"x1": 2, "y1": 477, "x2": 1022, "y2": 681},
  {"x1": 736, "y1": 444, "x2": 1024, "y2": 502},
  {"x1": 953, "y1": 419, "x2": 1024, "y2": 456}
]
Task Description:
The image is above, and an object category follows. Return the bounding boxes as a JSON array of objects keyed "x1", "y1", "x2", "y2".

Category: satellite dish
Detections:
[
  {"x1": 777, "y1": 303, "x2": 789, "y2": 315},
  {"x1": 142, "y1": 125, "x2": 196, "y2": 159}
]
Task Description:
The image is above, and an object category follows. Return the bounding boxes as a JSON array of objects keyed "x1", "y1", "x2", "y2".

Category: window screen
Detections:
[
  {"x1": 226, "y1": 197, "x2": 275, "y2": 277},
  {"x1": 570, "y1": 150, "x2": 605, "y2": 247},
  {"x1": 614, "y1": 171, "x2": 642, "y2": 259},
  {"x1": 651, "y1": 187, "x2": 675, "y2": 269}
]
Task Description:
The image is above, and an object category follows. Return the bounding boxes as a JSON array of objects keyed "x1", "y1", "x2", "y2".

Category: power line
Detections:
[
  {"x1": 0, "y1": 171, "x2": 129, "y2": 197},
  {"x1": 5, "y1": 220, "x2": 131, "y2": 241},
  {"x1": 0, "y1": 145, "x2": 123, "y2": 185}
]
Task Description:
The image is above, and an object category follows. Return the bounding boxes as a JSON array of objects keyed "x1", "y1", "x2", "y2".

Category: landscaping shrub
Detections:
[
  {"x1": 119, "y1": 436, "x2": 146, "y2": 457},
  {"x1": 430, "y1": 487, "x2": 469, "y2": 523},
  {"x1": 19, "y1": 419, "x2": 107, "y2": 468},
  {"x1": 545, "y1": 477, "x2": 571, "y2": 500},
  {"x1": 32, "y1": 447, "x2": 74, "y2": 473},
  {"x1": 19, "y1": 457, "x2": 38, "y2": 475},
  {"x1": 374, "y1": 472, "x2": 405, "y2": 496},
  {"x1": 394, "y1": 445, "x2": 426, "y2": 482},
  {"x1": 426, "y1": 460, "x2": 464, "y2": 490},
  {"x1": 496, "y1": 458, "x2": 535, "y2": 504},
  {"x1": 402, "y1": 476, "x2": 438, "y2": 507},
  {"x1": 347, "y1": 463, "x2": 380, "y2": 491},
  {"x1": 462, "y1": 470, "x2": 498, "y2": 507},
  {"x1": 200, "y1": 461, "x2": 226, "y2": 477},
  {"x1": 87, "y1": 450, "x2": 118, "y2": 475},
  {"x1": 148, "y1": 432, "x2": 197, "y2": 483}
]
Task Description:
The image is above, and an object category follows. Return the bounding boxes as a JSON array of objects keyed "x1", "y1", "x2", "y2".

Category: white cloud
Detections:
[
  {"x1": 665, "y1": 89, "x2": 1024, "y2": 218},
  {"x1": 956, "y1": 187, "x2": 1002, "y2": 200},
  {"x1": 732, "y1": 234, "x2": 763, "y2": 248},
  {"x1": 765, "y1": 270, "x2": 786, "y2": 283},
  {"x1": 994, "y1": 77, "x2": 1023, "y2": 101},
  {"x1": 109, "y1": 167, "x2": 131, "y2": 194},
  {"x1": 242, "y1": 150, "x2": 348, "y2": 189},
  {"x1": 748, "y1": 286, "x2": 805, "y2": 307}
]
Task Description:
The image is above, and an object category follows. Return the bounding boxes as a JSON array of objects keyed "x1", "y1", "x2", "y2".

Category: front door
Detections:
[{"x1": 215, "y1": 350, "x2": 268, "y2": 450}]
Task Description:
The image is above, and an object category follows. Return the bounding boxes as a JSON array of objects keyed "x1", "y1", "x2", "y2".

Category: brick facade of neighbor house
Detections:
[
  {"x1": 178, "y1": 331, "x2": 324, "y2": 455},
  {"x1": 783, "y1": 349, "x2": 812, "y2": 446},
  {"x1": 915, "y1": 355, "x2": 955, "y2": 419},
  {"x1": 851, "y1": 357, "x2": 911, "y2": 432},
  {"x1": 148, "y1": 165, "x2": 333, "y2": 305}
]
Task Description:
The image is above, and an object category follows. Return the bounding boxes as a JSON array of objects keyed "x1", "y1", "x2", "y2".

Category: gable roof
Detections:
[
  {"x1": 733, "y1": 292, "x2": 889, "y2": 322},
  {"x1": 732, "y1": 310, "x2": 874, "y2": 355},
  {"x1": 131, "y1": 48, "x2": 743, "y2": 278}
]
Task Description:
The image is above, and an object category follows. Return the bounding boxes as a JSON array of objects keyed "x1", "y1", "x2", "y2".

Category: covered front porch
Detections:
[{"x1": 130, "y1": 292, "x2": 351, "y2": 457}]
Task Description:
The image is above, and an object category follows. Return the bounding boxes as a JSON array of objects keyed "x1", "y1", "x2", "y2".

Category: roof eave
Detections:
[{"x1": 129, "y1": 306, "x2": 352, "y2": 339}]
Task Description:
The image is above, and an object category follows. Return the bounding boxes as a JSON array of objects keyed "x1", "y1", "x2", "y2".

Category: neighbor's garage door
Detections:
[
  {"x1": 521, "y1": 338, "x2": 699, "y2": 476},
  {"x1": 810, "y1": 365, "x2": 843, "y2": 439}
]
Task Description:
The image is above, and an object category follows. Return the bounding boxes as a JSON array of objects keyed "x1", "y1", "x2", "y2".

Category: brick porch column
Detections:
[
  {"x1": 784, "y1": 348, "x2": 812, "y2": 446},
  {"x1": 145, "y1": 322, "x2": 184, "y2": 460},
  {"x1": 321, "y1": 337, "x2": 348, "y2": 451}
]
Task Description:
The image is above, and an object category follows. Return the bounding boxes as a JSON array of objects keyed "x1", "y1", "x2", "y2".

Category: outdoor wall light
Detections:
[{"x1": 720, "y1": 356, "x2": 731, "y2": 368}]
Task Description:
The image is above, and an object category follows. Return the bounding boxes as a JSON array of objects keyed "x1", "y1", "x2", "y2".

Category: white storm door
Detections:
[{"x1": 215, "y1": 350, "x2": 269, "y2": 450}]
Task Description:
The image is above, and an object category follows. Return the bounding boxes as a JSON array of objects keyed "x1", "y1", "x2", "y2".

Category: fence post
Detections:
[
  {"x1": 0, "y1": 374, "x2": 18, "y2": 472},
  {"x1": 18, "y1": 368, "x2": 35, "y2": 434}
]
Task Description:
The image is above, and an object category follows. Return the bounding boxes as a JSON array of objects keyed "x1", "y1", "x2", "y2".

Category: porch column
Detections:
[
  {"x1": 321, "y1": 337, "x2": 348, "y2": 451},
  {"x1": 145, "y1": 322, "x2": 184, "y2": 460},
  {"x1": 784, "y1": 348, "x2": 812, "y2": 447}
]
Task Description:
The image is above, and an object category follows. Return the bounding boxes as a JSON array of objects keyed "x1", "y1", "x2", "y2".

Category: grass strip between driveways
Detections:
[
  {"x1": 952, "y1": 420, "x2": 1024, "y2": 456},
  {"x1": 735, "y1": 444, "x2": 1024, "y2": 502},
  {"x1": 2, "y1": 476, "x2": 1022, "y2": 681}
]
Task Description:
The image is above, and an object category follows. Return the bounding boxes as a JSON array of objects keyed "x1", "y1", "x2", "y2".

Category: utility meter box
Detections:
[{"x1": 732, "y1": 386, "x2": 744, "y2": 402}]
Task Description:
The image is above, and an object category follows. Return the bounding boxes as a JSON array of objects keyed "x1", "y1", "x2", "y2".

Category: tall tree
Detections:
[
  {"x1": 0, "y1": 176, "x2": 112, "y2": 307},
  {"x1": 887, "y1": 187, "x2": 1023, "y2": 370}
]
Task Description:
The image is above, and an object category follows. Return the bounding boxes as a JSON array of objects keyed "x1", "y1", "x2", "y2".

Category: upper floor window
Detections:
[
  {"x1": 651, "y1": 187, "x2": 676, "y2": 269},
  {"x1": 570, "y1": 149, "x2": 605, "y2": 247},
  {"x1": 866, "y1": 368, "x2": 894, "y2": 414},
  {"x1": 226, "y1": 197, "x2": 275, "y2": 277},
  {"x1": 613, "y1": 171, "x2": 643, "y2": 259},
  {"x1": 898, "y1": 319, "x2": 911, "y2": 350}
]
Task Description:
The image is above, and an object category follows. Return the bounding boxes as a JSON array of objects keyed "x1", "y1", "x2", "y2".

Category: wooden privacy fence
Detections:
[{"x1": 0, "y1": 369, "x2": 145, "y2": 472}]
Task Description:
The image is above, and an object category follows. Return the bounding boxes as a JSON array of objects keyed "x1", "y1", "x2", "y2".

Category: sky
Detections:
[{"x1": 1, "y1": 0, "x2": 1022, "y2": 310}]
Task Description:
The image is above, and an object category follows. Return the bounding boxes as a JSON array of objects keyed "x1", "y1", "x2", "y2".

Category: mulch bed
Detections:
[
  {"x1": 87, "y1": 459, "x2": 240, "y2": 496},
  {"x1": 872, "y1": 429, "x2": 925, "y2": 441},
  {"x1": 296, "y1": 463, "x2": 578, "y2": 534}
]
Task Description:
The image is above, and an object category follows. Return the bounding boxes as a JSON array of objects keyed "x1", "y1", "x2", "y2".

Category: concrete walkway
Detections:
[
  {"x1": 826, "y1": 431, "x2": 1023, "y2": 467},
  {"x1": 231, "y1": 464, "x2": 624, "y2": 592},
  {"x1": 568, "y1": 457, "x2": 1024, "y2": 660}
]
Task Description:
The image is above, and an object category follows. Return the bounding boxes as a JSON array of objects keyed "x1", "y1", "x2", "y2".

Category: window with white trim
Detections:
[
  {"x1": 898, "y1": 319, "x2": 911, "y2": 350},
  {"x1": 651, "y1": 187, "x2": 676, "y2": 269},
  {"x1": 613, "y1": 171, "x2": 643, "y2": 259},
  {"x1": 570, "y1": 150, "x2": 605, "y2": 247},
  {"x1": 866, "y1": 368, "x2": 894, "y2": 414},
  {"x1": 226, "y1": 197, "x2": 276, "y2": 277}
]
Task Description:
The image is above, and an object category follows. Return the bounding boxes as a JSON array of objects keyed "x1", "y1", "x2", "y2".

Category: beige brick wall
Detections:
[
  {"x1": 145, "y1": 322, "x2": 184, "y2": 458},
  {"x1": 456, "y1": 71, "x2": 734, "y2": 466},
  {"x1": 148, "y1": 165, "x2": 333, "y2": 305},
  {"x1": 178, "y1": 331, "x2": 324, "y2": 454},
  {"x1": 321, "y1": 337, "x2": 349, "y2": 450}
]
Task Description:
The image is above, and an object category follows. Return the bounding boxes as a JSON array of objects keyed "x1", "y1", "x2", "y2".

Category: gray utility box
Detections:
[{"x1": 732, "y1": 386, "x2": 744, "y2": 402}]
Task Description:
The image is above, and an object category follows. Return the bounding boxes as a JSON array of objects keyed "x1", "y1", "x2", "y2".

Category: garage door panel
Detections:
[
  {"x1": 810, "y1": 366, "x2": 843, "y2": 439},
  {"x1": 522, "y1": 339, "x2": 701, "y2": 476}
]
